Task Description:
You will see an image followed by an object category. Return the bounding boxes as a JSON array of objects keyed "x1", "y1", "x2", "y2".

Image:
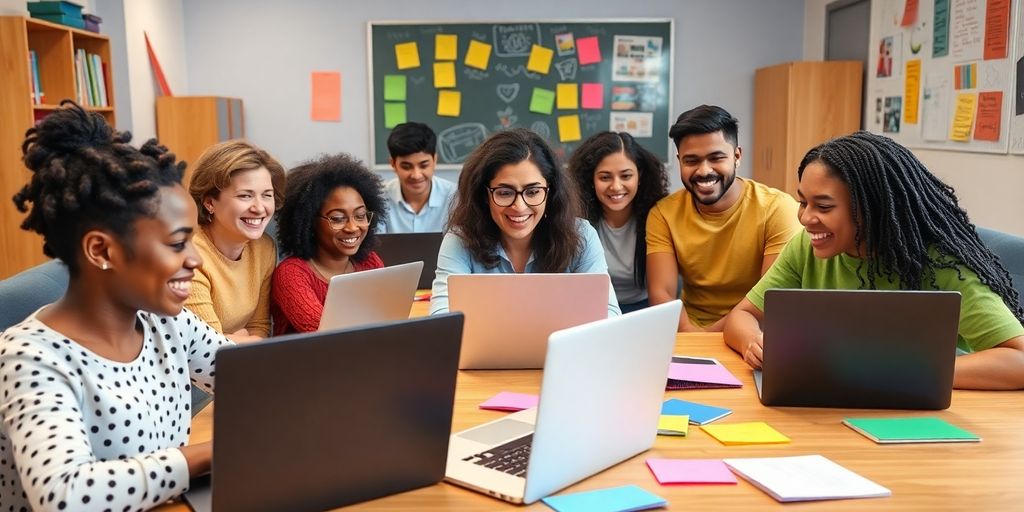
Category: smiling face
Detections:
[
  {"x1": 316, "y1": 186, "x2": 370, "y2": 260},
  {"x1": 204, "y1": 166, "x2": 275, "y2": 244},
  {"x1": 390, "y1": 151, "x2": 436, "y2": 201},
  {"x1": 797, "y1": 161, "x2": 859, "y2": 258},
  {"x1": 677, "y1": 131, "x2": 741, "y2": 207},
  {"x1": 593, "y1": 150, "x2": 638, "y2": 216},
  {"x1": 487, "y1": 160, "x2": 548, "y2": 246}
]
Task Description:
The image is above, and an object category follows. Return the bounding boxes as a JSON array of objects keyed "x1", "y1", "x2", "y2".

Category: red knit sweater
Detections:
[{"x1": 271, "y1": 253, "x2": 384, "y2": 335}]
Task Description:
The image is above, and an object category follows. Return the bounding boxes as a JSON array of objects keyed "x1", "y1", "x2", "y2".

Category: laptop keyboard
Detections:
[{"x1": 462, "y1": 434, "x2": 533, "y2": 477}]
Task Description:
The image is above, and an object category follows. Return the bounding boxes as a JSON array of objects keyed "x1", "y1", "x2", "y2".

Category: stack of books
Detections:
[{"x1": 27, "y1": 1, "x2": 85, "y2": 29}]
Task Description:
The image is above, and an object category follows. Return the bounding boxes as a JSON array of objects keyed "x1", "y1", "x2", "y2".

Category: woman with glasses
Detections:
[
  {"x1": 430, "y1": 128, "x2": 620, "y2": 316},
  {"x1": 271, "y1": 153, "x2": 387, "y2": 334},
  {"x1": 186, "y1": 140, "x2": 286, "y2": 342}
]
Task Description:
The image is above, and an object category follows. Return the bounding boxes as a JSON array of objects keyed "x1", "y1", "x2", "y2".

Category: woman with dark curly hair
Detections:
[
  {"x1": 569, "y1": 132, "x2": 669, "y2": 313},
  {"x1": 430, "y1": 128, "x2": 620, "y2": 316},
  {"x1": 271, "y1": 153, "x2": 387, "y2": 334}
]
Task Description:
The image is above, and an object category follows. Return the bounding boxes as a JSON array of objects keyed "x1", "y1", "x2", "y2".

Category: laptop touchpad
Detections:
[{"x1": 459, "y1": 419, "x2": 534, "y2": 445}]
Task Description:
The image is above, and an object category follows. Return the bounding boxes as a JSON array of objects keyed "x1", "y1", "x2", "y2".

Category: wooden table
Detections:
[{"x1": 167, "y1": 320, "x2": 1024, "y2": 510}]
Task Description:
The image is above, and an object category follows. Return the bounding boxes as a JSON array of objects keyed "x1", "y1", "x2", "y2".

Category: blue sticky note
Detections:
[
  {"x1": 542, "y1": 484, "x2": 667, "y2": 512},
  {"x1": 661, "y1": 399, "x2": 732, "y2": 425}
]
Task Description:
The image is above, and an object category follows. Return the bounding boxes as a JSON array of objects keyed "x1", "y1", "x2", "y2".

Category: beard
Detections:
[{"x1": 683, "y1": 163, "x2": 737, "y2": 205}]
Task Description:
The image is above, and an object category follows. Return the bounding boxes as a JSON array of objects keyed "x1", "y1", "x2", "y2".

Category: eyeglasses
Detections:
[
  {"x1": 320, "y1": 211, "x2": 374, "y2": 230},
  {"x1": 487, "y1": 186, "x2": 549, "y2": 207}
]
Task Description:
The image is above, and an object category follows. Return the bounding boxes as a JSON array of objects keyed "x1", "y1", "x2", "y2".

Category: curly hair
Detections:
[
  {"x1": 13, "y1": 101, "x2": 184, "y2": 276},
  {"x1": 188, "y1": 140, "x2": 286, "y2": 225},
  {"x1": 569, "y1": 131, "x2": 668, "y2": 287},
  {"x1": 799, "y1": 131, "x2": 1023, "y2": 322},
  {"x1": 448, "y1": 128, "x2": 582, "y2": 272},
  {"x1": 276, "y1": 153, "x2": 386, "y2": 262}
]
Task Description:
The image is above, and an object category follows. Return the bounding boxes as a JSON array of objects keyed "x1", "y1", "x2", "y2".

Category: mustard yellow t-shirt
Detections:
[
  {"x1": 185, "y1": 228, "x2": 276, "y2": 337},
  {"x1": 646, "y1": 178, "x2": 801, "y2": 326}
]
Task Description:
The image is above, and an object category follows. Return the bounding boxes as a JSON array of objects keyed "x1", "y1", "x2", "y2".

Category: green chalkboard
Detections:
[{"x1": 369, "y1": 20, "x2": 674, "y2": 169}]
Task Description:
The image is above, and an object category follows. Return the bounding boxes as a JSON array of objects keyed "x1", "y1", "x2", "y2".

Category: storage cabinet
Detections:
[{"x1": 156, "y1": 96, "x2": 245, "y2": 186}]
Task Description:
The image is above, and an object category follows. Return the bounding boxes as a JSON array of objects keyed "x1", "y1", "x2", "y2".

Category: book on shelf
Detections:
[
  {"x1": 28, "y1": 50, "x2": 44, "y2": 104},
  {"x1": 72, "y1": 49, "x2": 109, "y2": 107}
]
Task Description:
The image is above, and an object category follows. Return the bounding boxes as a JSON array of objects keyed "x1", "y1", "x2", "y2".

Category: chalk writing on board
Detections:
[
  {"x1": 554, "y1": 59, "x2": 578, "y2": 80},
  {"x1": 439, "y1": 123, "x2": 489, "y2": 163},
  {"x1": 495, "y1": 63, "x2": 540, "y2": 80},
  {"x1": 409, "y1": 76, "x2": 426, "y2": 85},
  {"x1": 495, "y1": 107, "x2": 519, "y2": 131},
  {"x1": 493, "y1": 24, "x2": 542, "y2": 57},
  {"x1": 463, "y1": 68, "x2": 489, "y2": 81},
  {"x1": 530, "y1": 121, "x2": 551, "y2": 139},
  {"x1": 496, "y1": 83, "x2": 521, "y2": 103},
  {"x1": 581, "y1": 112, "x2": 602, "y2": 132},
  {"x1": 386, "y1": 30, "x2": 413, "y2": 41}
]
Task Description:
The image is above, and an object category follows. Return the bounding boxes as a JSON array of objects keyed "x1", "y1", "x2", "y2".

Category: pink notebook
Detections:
[{"x1": 666, "y1": 356, "x2": 742, "y2": 389}]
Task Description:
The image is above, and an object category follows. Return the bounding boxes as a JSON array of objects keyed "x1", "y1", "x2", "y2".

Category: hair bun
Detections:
[{"x1": 22, "y1": 101, "x2": 113, "y2": 169}]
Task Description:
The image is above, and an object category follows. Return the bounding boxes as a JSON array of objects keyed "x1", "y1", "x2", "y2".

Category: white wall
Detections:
[
  {"x1": 805, "y1": 0, "x2": 1024, "y2": 235},
  {"x1": 120, "y1": 0, "x2": 188, "y2": 142}
]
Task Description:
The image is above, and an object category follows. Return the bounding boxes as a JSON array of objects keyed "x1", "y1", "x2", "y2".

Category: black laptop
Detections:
[
  {"x1": 760, "y1": 289, "x2": 961, "y2": 410},
  {"x1": 374, "y1": 232, "x2": 444, "y2": 289},
  {"x1": 183, "y1": 313, "x2": 464, "y2": 512}
]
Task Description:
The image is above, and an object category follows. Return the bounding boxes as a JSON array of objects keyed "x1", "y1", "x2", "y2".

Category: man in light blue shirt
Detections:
[{"x1": 378, "y1": 122, "x2": 457, "y2": 233}]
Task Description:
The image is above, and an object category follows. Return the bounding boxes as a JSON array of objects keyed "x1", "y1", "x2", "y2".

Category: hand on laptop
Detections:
[{"x1": 743, "y1": 333, "x2": 764, "y2": 369}]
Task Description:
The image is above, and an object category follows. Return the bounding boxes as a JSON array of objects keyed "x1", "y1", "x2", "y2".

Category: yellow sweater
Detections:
[{"x1": 185, "y1": 228, "x2": 277, "y2": 337}]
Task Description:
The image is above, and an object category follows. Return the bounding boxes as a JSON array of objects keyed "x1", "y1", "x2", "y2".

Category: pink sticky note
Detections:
[
  {"x1": 646, "y1": 458, "x2": 738, "y2": 485},
  {"x1": 480, "y1": 392, "x2": 539, "y2": 411},
  {"x1": 581, "y1": 83, "x2": 604, "y2": 109},
  {"x1": 667, "y1": 363, "x2": 742, "y2": 387},
  {"x1": 577, "y1": 36, "x2": 601, "y2": 65}
]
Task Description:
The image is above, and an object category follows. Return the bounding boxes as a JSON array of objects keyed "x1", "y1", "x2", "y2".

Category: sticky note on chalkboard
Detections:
[
  {"x1": 558, "y1": 114, "x2": 582, "y2": 142},
  {"x1": 384, "y1": 102, "x2": 406, "y2": 128},
  {"x1": 581, "y1": 83, "x2": 604, "y2": 109},
  {"x1": 435, "y1": 34, "x2": 457, "y2": 61},
  {"x1": 465, "y1": 40, "x2": 492, "y2": 70},
  {"x1": 394, "y1": 42, "x2": 420, "y2": 70},
  {"x1": 557, "y1": 83, "x2": 578, "y2": 110},
  {"x1": 437, "y1": 90, "x2": 461, "y2": 117},
  {"x1": 527, "y1": 44, "x2": 555, "y2": 74},
  {"x1": 434, "y1": 62, "x2": 456, "y2": 88},
  {"x1": 383, "y1": 75, "x2": 406, "y2": 101},
  {"x1": 530, "y1": 88, "x2": 555, "y2": 114},
  {"x1": 577, "y1": 36, "x2": 601, "y2": 65}
]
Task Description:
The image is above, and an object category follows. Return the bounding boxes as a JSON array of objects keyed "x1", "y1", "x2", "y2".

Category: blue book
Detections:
[
  {"x1": 661, "y1": 399, "x2": 732, "y2": 425},
  {"x1": 542, "y1": 485, "x2": 666, "y2": 512}
]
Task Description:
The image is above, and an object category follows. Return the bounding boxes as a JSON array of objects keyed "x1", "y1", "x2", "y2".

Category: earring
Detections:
[{"x1": 101, "y1": 262, "x2": 109, "y2": 270}]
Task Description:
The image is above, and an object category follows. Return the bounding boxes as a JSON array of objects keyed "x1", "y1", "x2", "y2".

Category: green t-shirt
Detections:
[{"x1": 747, "y1": 231, "x2": 1024, "y2": 353}]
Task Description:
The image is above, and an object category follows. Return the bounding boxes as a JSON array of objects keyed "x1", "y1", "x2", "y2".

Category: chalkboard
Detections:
[{"x1": 368, "y1": 20, "x2": 674, "y2": 169}]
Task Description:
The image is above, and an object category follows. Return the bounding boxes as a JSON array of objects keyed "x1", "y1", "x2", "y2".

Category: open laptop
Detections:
[
  {"x1": 318, "y1": 261, "x2": 422, "y2": 331},
  {"x1": 183, "y1": 313, "x2": 464, "y2": 512},
  {"x1": 445, "y1": 300, "x2": 681, "y2": 504},
  {"x1": 375, "y1": 232, "x2": 444, "y2": 289},
  {"x1": 760, "y1": 289, "x2": 961, "y2": 410},
  {"x1": 449, "y1": 273, "x2": 610, "y2": 369}
]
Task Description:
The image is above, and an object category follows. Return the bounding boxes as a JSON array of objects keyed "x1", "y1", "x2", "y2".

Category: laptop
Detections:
[
  {"x1": 760, "y1": 289, "x2": 961, "y2": 410},
  {"x1": 449, "y1": 273, "x2": 610, "y2": 369},
  {"x1": 183, "y1": 313, "x2": 464, "y2": 512},
  {"x1": 375, "y1": 232, "x2": 445, "y2": 289},
  {"x1": 445, "y1": 300, "x2": 681, "y2": 504},
  {"x1": 318, "y1": 261, "x2": 423, "y2": 331}
]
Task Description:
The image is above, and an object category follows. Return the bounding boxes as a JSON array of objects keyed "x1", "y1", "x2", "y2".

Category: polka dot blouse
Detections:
[{"x1": 0, "y1": 307, "x2": 232, "y2": 512}]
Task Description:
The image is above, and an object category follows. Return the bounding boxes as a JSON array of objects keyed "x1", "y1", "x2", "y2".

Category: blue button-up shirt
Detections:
[{"x1": 378, "y1": 176, "x2": 457, "y2": 233}]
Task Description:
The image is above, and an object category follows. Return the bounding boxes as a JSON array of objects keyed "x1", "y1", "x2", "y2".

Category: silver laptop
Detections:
[
  {"x1": 449, "y1": 273, "x2": 610, "y2": 369},
  {"x1": 318, "y1": 261, "x2": 423, "y2": 331},
  {"x1": 375, "y1": 232, "x2": 444, "y2": 289},
  {"x1": 444, "y1": 300, "x2": 681, "y2": 504},
  {"x1": 760, "y1": 289, "x2": 961, "y2": 410}
]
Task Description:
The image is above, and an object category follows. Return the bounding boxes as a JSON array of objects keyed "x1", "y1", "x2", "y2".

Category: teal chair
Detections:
[{"x1": 976, "y1": 226, "x2": 1024, "y2": 300}]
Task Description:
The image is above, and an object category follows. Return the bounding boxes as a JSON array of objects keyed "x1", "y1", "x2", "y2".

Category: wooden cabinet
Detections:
[
  {"x1": 156, "y1": 96, "x2": 244, "y2": 186},
  {"x1": 753, "y1": 61, "x2": 863, "y2": 198},
  {"x1": 0, "y1": 16, "x2": 117, "y2": 279}
]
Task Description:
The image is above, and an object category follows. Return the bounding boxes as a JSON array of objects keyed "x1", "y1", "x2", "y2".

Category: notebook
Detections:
[
  {"x1": 661, "y1": 399, "x2": 732, "y2": 425},
  {"x1": 723, "y1": 455, "x2": 891, "y2": 503},
  {"x1": 842, "y1": 417, "x2": 981, "y2": 443},
  {"x1": 666, "y1": 356, "x2": 741, "y2": 389}
]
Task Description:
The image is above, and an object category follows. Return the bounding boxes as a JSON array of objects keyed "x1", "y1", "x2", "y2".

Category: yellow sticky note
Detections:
[
  {"x1": 557, "y1": 115, "x2": 581, "y2": 142},
  {"x1": 950, "y1": 93, "x2": 977, "y2": 142},
  {"x1": 657, "y1": 415, "x2": 690, "y2": 436},
  {"x1": 436, "y1": 34, "x2": 457, "y2": 61},
  {"x1": 557, "y1": 83, "x2": 579, "y2": 110},
  {"x1": 527, "y1": 44, "x2": 554, "y2": 75},
  {"x1": 434, "y1": 62, "x2": 456, "y2": 88},
  {"x1": 465, "y1": 40, "x2": 492, "y2": 70},
  {"x1": 437, "y1": 90, "x2": 461, "y2": 117},
  {"x1": 701, "y1": 422, "x2": 790, "y2": 446},
  {"x1": 395, "y1": 42, "x2": 420, "y2": 70},
  {"x1": 903, "y1": 60, "x2": 921, "y2": 124}
]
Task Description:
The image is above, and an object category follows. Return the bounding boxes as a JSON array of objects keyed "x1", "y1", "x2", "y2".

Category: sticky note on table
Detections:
[
  {"x1": 434, "y1": 62, "x2": 456, "y2": 88},
  {"x1": 542, "y1": 484, "x2": 667, "y2": 512},
  {"x1": 701, "y1": 422, "x2": 790, "y2": 446},
  {"x1": 480, "y1": 391, "x2": 538, "y2": 411},
  {"x1": 383, "y1": 74, "x2": 406, "y2": 101},
  {"x1": 530, "y1": 87, "x2": 555, "y2": 114},
  {"x1": 657, "y1": 415, "x2": 689, "y2": 436},
  {"x1": 435, "y1": 33, "x2": 457, "y2": 61},
  {"x1": 394, "y1": 41, "x2": 420, "y2": 70},
  {"x1": 527, "y1": 44, "x2": 555, "y2": 74},
  {"x1": 645, "y1": 458, "x2": 737, "y2": 485},
  {"x1": 668, "y1": 362, "x2": 742, "y2": 387},
  {"x1": 465, "y1": 39, "x2": 492, "y2": 70},
  {"x1": 557, "y1": 83, "x2": 578, "y2": 109},
  {"x1": 843, "y1": 417, "x2": 981, "y2": 443},
  {"x1": 661, "y1": 399, "x2": 732, "y2": 425},
  {"x1": 558, "y1": 115, "x2": 582, "y2": 142},
  {"x1": 437, "y1": 90, "x2": 461, "y2": 117},
  {"x1": 577, "y1": 36, "x2": 602, "y2": 65},
  {"x1": 383, "y1": 102, "x2": 406, "y2": 129},
  {"x1": 582, "y1": 83, "x2": 604, "y2": 109}
]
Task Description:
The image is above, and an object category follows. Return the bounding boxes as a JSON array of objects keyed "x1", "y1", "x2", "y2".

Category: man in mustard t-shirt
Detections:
[{"x1": 647, "y1": 105, "x2": 801, "y2": 332}]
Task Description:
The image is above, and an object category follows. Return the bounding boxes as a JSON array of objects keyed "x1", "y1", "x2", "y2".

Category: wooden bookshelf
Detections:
[{"x1": 0, "y1": 16, "x2": 117, "y2": 279}]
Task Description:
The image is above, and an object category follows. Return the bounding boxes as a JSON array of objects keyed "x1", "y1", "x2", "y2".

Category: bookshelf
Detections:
[{"x1": 0, "y1": 16, "x2": 117, "y2": 279}]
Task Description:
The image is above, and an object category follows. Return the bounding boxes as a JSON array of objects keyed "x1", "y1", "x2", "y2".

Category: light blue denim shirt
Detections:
[
  {"x1": 377, "y1": 176, "x2": 457, "y2": 233},
  {"x1": 430, "y1": 218, "x2": 621, "y2": 317}
]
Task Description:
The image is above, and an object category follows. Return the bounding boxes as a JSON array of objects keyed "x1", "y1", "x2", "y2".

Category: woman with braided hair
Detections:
[
  {"x1": 724, "y1": 131, "x2": 1024, "y2": 390},
  {"x1": 1, "y1": 102, "x2": 231, "y2": 510}
]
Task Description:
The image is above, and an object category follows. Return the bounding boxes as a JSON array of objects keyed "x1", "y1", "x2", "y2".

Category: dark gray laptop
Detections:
[
  {"x1": 374, "y1": 232, "x2": 444, "y2": 289},
  {"x1": 760, "y1": 289, "x2": 961, "y2": 410},
  {"x1": 183, "y1": 313, "x2": 464, "y2": 512}
]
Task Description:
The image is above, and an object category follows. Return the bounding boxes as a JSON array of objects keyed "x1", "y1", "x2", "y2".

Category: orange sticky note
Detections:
[
  {"x1": 557, "y1": 114, "x2": 581, "y2": 142},
  {"x1": 395, "y1": 42, "x2": 420, "y2": 70},
  {"x1": 974, "y1": 91, "x2": 1002, "y2": 141},
  {"x1": 436, "y1": 34, "x2": 458, "y2": 61},
  {"x1": 527, "y1": 44, "x2": 555, "y2": 74},
  {"x1": 465, "y1": 40, "x2": 492, "y2": 70},
  {"x1": 311, "y1": 71, "x2": 341, "y2": 122},
  {"x1": 437, "y1": 90, "x2": 461, "y2": 117},
  {"x1": 434, "y1": 62, "x2": 456, "y2": 88},
  {"x1": 556, "y1": 83, "x2": 578, "y2": 110}
]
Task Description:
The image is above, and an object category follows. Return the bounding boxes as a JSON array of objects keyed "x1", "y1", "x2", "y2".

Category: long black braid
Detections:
[
  {"x1": 799, "y1": 131, "x2": 1023, "y2": 322},
  {"x1": 12, "y1": 101, "x2": 185, "y2": 276}
]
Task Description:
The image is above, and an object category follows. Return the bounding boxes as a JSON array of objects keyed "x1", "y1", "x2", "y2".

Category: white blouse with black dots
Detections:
[{"x1": 0, "y1": 307, "x2": 231, "y2": 512}]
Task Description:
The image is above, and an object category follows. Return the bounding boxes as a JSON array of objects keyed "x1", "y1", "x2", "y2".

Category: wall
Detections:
[
  {"x1": 805, "y1": 0, "x2": 1024, "y2": 235},
  {"x1": 120, "y1": 0, "x2": 188, "y2": 142}
]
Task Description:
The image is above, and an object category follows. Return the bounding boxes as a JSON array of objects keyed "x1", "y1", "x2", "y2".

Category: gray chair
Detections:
[
  {"x1": 0, "y1": 260, "x2": 213, "y2": 416},
  {"x1": 976, "y1": 226, "x2": 1024, "y2": 300}
]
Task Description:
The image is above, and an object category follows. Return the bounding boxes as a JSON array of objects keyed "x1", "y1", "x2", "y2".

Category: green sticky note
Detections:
[
  {"x1": 843, "y1": 417, "x2": 980, "y2": 443},
  {"x1": 530, "y1": 87, "x2": 555, "y2": 114},
  {"x1": 384, "y1": 75, "x2": 406, "y2": 101},
  {"x1": 384, "y1": 102, "x2": 406, "y2": 129}
]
